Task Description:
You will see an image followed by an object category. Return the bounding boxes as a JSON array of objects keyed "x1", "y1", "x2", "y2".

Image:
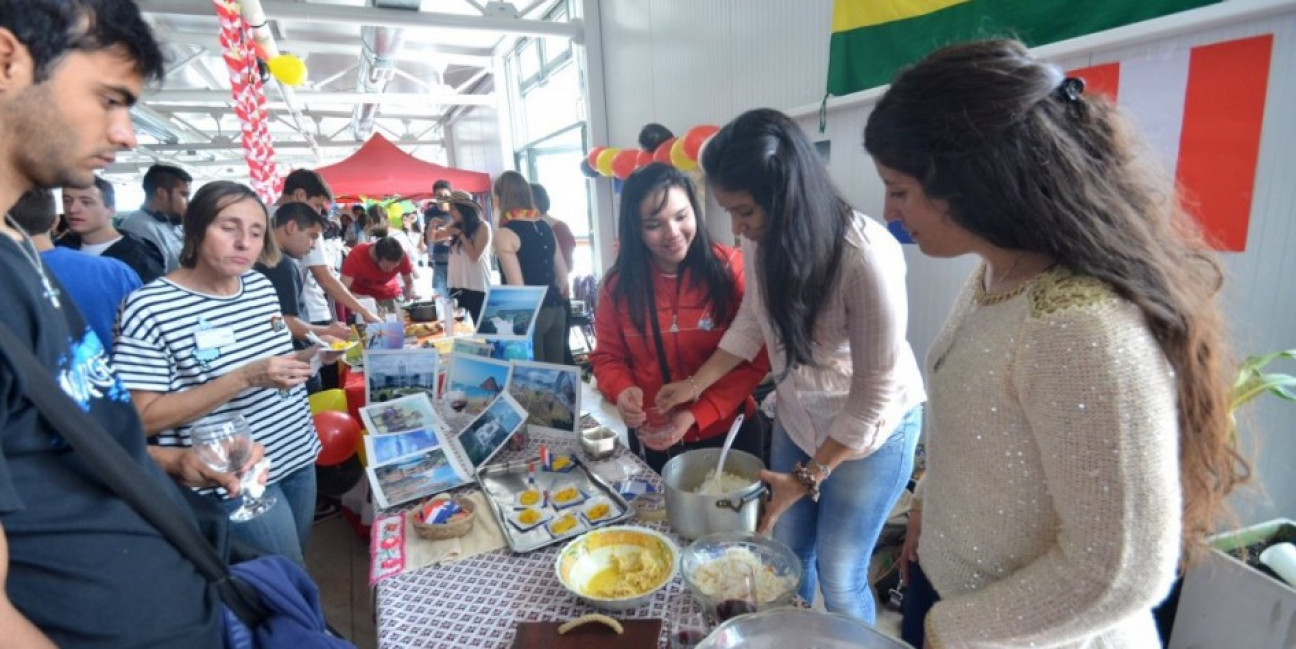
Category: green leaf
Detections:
[{"x1": 1231, "y1": 350, "x2": 1296, "y2": 411}]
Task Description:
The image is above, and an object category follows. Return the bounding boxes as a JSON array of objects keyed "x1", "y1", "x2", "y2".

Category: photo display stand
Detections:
[{"x1": 362, "y1": 392, "x2": 528, "y2": 509}]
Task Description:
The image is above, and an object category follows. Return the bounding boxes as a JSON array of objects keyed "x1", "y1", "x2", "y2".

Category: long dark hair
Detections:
[
  {"x1": 701, "y1": 109, "x2": 850, "y2": 373},
  {"x1": 608, "y1": 163, "x2": 734, "y2": 333},
  {"x1": 863, "y1": 39, "x2": 1246, "y2": 560},
  {"x1": 449, "y1": 198, "x2": 484, "y2": 253}
]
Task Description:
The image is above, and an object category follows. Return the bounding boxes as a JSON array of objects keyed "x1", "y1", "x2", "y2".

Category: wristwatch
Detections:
[{"x1": 809, "y1": 459, "x2": 831, "y2": 480}]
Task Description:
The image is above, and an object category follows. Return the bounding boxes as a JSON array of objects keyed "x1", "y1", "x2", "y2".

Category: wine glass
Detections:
[
  {"x1": 670, "y1": 596, "x2": 709, "y2": 648},
  {"x1": 189, "y1": 415, "x2": 276, "y2": 522},
  {"x1": 714, "y1": 563, "x2": 760, "y2": 622},
  {"x1": 447, "y1": 389, "x2": 469, "y2": 413}
]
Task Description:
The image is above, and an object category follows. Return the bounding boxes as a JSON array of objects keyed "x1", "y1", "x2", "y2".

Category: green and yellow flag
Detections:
[{"x1": 827, "y1": 0, "x2": 1223, "y2": 96}]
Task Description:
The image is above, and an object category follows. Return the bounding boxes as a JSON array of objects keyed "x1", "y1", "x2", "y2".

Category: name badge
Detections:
[{"x1": 194, "y1": 327, "x2": 237, "y2": 350}]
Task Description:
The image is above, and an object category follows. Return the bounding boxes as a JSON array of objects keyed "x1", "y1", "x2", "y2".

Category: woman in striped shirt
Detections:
[{"x1": 113, "y1": 181, "x2": 323, "y2": 564}]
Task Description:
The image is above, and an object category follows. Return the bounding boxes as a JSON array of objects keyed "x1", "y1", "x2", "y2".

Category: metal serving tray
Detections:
[{"x1": 476, "y1": 453, "x2": 634, "y2": 553}]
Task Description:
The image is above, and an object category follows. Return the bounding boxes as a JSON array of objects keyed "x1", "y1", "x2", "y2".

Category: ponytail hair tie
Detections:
[{"x1": 1057, "y1": 76, "x2": 1086, "y2": 103}]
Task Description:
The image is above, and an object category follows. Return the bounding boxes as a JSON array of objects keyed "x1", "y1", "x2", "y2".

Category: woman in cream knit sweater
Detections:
[{"x1": 864, "y1": 40, "x2": 1247, "y2": 648}]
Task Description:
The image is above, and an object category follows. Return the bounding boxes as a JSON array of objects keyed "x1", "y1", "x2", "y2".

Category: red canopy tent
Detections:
[{"x1": 315, "y1": 132, "x2": 492, "y2": 200}]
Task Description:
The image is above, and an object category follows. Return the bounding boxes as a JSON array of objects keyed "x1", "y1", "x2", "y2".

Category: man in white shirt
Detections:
[
  {"x1": 117, "y1": 163, "x2": 190, "y2": 273},
  {"x1": 57, "y1": 175, "x2": 164, "y2": 283},
  {"x1": 277, "y1": 169, "x2": 381, "y2": 326}
]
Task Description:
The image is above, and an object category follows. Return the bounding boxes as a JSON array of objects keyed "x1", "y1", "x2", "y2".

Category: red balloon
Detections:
[
  {"x1": 682, "y1": 125, "x2": 720, "y2": 161},
  {"x1": 612, "y1": 148, "x2": 642, "y2": 180},
  {"x1": 585, "y1": 146, "x2": 606, "y2": 170},
  {"x1": 652, "y1": 137, "x2": 677, "y2": 164},
  {"x1": 313, "y1": 411, "x2": 360, "y2": 467},
  {"x1": 635, "y1": 149, "x2": 654, "y2": 168}
]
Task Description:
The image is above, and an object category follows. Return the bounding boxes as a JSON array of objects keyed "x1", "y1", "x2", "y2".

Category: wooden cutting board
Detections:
[{"x1": 511, "y1": 619, "x2": 663, "y2": 649}]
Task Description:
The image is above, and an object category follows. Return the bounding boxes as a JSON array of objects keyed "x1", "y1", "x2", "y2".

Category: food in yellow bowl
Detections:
[
  {"x1": 555, "y1": 526, "x2": 679, "y2": 611},
  {"x1": 586, "y1": 549, "x2": 667, "y2": 598}
]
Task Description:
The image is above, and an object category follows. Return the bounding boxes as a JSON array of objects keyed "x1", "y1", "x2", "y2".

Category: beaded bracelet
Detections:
[
  {"x1": 686, "y1": 375, "x2": 700, "y2": 402},
  {"x1": 791, "y1": 461, "x2": 822, "y2": 502}
]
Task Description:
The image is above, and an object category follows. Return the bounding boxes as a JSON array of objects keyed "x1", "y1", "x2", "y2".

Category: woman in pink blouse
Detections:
[{"x1": 658, "y1": 109, "x2": 927, "y2": 624}]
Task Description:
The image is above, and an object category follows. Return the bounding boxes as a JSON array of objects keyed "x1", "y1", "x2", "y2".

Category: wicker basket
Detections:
[{"x1": 411, "y1": 497, "x2": 476, "y2": 540}]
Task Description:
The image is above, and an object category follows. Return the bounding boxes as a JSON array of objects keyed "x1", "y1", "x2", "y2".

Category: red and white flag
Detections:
[{"x1": 1070, "y1": 34, "x2": 1273, "y2": 252}]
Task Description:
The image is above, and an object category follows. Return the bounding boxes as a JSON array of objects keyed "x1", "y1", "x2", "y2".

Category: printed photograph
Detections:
[
  {"x1": 475, "y1": 286, "x2": 547, "y2": 340},
  {"x1": 457, "y1": 392, "x2": 527, "y2": 467},
  {"x1": 365, "y1": 348, "x2": 440, "y2": 403},
  {"x1": 444, "y1": 355, "x2": 511, "y2": 416},
  {"x1": 359, "y1": 393, "x2": 447, "y2": 435},
  {"x1": 506, "y1": 360, "x2": 581, "y2": 435},
  {"x1": 364, "y1": 428, "x2": 441, "y2": 466},
  {"x1": 368, "y1": 448, "x2": 465, "y2": 509},
  {"x1": 451, "y1": 338, "x2": 495, "y2": 358}
]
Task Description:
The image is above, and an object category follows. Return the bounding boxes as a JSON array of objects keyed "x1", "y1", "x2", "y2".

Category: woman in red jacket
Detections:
[{"x1": 591, "y1": 163, "x2": 769, "y2": 472}]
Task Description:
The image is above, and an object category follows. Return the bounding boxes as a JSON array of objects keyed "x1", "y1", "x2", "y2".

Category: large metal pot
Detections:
[{"x1": 661, "y1": 448, "x2": 766, "y2": 540}]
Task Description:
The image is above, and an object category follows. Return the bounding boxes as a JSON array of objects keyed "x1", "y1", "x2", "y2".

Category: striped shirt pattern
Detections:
[{"x1": 113, "y1": 272, "x2": 320, "y2": 490}]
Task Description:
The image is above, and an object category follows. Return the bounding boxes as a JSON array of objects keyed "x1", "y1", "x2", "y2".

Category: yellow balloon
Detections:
[
  {"x1": 267, "y1": 54, "x2": 308, "y2": 87},
  {"x1": 595, "y1": 148, "x2": 620, "y2": 177},
  {"x1": 670, "y1": 137, "x2": 698, "y2": 171},
  {"x1": 307, "y1": 389, "x2": 348, "y2": 415},
  {"x1": 356, "y1": 432, "x2": 369, "y2": 467}
]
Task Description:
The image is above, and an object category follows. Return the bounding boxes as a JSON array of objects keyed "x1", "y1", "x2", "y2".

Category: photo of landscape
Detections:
[{"x1": 506, "y1": 360, "x2": 580, "y2": 435}]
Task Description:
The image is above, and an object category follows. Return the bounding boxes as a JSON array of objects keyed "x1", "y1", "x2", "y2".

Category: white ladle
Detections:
[{"x1": 703, "y1": 413, "x2": 744, "y2": 493}]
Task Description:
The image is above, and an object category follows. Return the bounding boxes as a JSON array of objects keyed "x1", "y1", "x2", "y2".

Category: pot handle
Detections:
[{"x1": 715, "y1": 483, "x2": 768, "y2": 513}]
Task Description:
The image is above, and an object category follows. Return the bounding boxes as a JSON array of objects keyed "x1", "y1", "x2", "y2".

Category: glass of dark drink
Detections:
[
  {"x1": 670, "y1": 599, "x2": 708, "y2": 649},
  {"x1": 713, "y1": 563, "x2": 760, "y2": 622}
]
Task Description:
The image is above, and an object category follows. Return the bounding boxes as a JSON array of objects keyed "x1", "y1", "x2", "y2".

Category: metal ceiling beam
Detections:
[
  {"x1": 155, "y1": 32, "x2": 493, "y2": 67},
  {"x1": 143, "y1": 104, "x2": 444, "y2": 122},
  {"x1": 159, "y1": 32, "x2": 493, "y2": 68},
  {"x1": 136, "y1": 138, "x2": 445, "y2": 153},
  {"x1": 146, "y1": 89, "x2": 496, "y2": 107},
  {"x1": 138, "y1": 0, "x2": 583, "y2": 42}
]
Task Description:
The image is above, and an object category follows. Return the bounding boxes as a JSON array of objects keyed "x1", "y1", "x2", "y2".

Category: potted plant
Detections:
[{"x1": 1167, "y1": 350, "x2": 1296, "y2": 648}]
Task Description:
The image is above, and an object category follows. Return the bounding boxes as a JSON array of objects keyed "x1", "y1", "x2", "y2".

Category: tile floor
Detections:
[
  {"x1": 306, "y1": 510, "x2": 907, "y2": 649},
  {"x1": 307, "y1": 514, "x2": 377, "y2": 649}
]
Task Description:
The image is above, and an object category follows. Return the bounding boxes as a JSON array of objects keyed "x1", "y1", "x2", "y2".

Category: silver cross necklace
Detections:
[{"x1": 4, "y1": 214, "x2": 62, "y2": 309}]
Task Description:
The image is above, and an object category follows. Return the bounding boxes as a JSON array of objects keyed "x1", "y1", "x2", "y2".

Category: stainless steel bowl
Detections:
[
  {"x1": 579, "y1": 426, "x2": 618, "y2": 460},
  {"x1": 697, "y1": 608, "x2": 914, "y2": 648}
]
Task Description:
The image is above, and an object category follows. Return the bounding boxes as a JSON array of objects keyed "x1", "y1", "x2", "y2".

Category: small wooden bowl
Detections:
[{"x1": 411, "y1": 497, "x2": 476, "y2": 540}]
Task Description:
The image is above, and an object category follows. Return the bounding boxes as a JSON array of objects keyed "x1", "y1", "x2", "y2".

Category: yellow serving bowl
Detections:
[{"x1": 554, "y1": 526, "x2": 679, "y2": 611}]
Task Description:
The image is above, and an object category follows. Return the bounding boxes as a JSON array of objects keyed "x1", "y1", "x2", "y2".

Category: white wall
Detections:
[
  {"x1": 593, "y1": 0, "x2": 1296, "y2": 525},
  {"x1": 445, "y1": 105, "x2": 506, "y2": 182}
]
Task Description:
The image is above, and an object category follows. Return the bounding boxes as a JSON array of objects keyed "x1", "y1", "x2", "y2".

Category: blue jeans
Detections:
[
  {"x1": 431, "y1": 261, "x2": 448, "y2": 297},
  {"x1": 771, "y1": 405, "x2": 922, "y2": 624},
  {"x1": 216, "y1": 463, "x2": 317, "y2": 565}
]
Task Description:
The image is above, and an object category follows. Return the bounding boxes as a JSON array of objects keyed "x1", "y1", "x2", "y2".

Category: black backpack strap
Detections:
[{"x1": 0, "y1": 321, "x2": 268, "y2": 627}]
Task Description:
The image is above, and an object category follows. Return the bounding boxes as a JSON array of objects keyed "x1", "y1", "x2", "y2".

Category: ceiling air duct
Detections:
[{"x1": 351, "y1": 0, "x2": 421, "y2": 140}]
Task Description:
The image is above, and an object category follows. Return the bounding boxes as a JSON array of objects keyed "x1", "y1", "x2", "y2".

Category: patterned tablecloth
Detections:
[{"x1": 376, "y1": 430, "x2": 689, "y2": 648}]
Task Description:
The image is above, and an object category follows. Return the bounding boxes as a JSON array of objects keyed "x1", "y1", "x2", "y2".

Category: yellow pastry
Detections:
[
  {"x1": 517, "y1": 509, "x2": 541, "y2": 525},
  {"x1": 549, "y1": 515, "x2": 578, "y2": 535},
  {"x1": 586, "y1": 503, "x2": 611, "y2": 521},
  {"x1": 553, "y1": 487, "x2": 580, "y2": 503}
]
